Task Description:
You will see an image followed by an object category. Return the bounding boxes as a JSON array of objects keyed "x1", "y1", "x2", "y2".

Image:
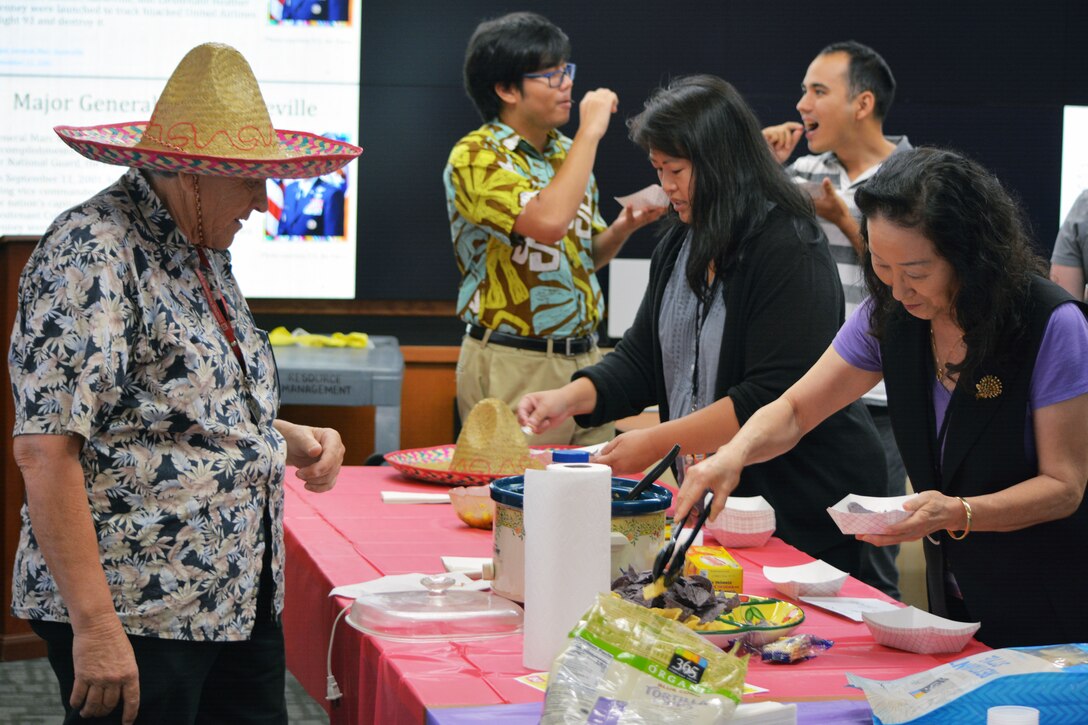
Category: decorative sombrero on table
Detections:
[
  {"x1": 449, "y1": 398, "x2": 545, "y2": 475},
  {"x1": 54, "y1": 42, "x2": 361, "y2": 179},
  {"x1": 384, "y1": 399, "x2": 551, "y2": 486}
]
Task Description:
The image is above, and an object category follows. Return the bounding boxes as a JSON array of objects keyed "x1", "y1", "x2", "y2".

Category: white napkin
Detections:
[
  {"x1": 527, "y1": 442, "x2": 606, "y2": 468},
  {"x1": 380, "y1": 491, "x2": 450, "y2": 504},
  {"x1": 614, "y1": 184, "x2": 669, "y2": 210},
  {"x1": 730, "y1": 702, "x2": 799, "y2": 725},
  {"x1": 573, "y1": 442, "x2": 606, "y2": 456},
  {"x1": 441, "y1": 556, "x2": 492, "y2": 579},
  {"x1": 329, "y1": 572, "x2": 488, "y2": 599},
  {"x1": 799, "y1": 596, "x2": 900, "y2": 622}
]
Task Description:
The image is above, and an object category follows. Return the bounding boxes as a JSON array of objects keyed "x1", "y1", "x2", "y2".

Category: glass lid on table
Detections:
[{"x1": 346, "y1": 575, "x2": 524, "y2": 641}]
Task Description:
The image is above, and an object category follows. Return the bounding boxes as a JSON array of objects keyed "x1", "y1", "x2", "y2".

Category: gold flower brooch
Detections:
[{"x1": 975, "y1": 375, "x2": 1002, "y2": 400}]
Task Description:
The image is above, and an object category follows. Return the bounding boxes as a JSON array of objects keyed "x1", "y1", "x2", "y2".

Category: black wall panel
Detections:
[{"x1": 353, "y1": 1, "x2": 1088, "y2": 301}]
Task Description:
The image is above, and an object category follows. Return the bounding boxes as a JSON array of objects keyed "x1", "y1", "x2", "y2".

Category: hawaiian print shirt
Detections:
[
  {"x1": 8, "y1": 168, "x2": 285, "y2": 642},
  {"x1": 444, "y1": 122, "x2": 607, "y2": 338}
]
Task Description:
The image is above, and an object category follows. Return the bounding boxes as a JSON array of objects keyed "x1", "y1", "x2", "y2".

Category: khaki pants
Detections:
[{"x1": 456, "y1": 335, "x2": 614, "y2": 446}]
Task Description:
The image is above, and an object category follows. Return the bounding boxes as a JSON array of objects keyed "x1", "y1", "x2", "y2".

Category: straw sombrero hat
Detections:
[
  {"x1": 54, "y1": 43, "x2": 361, "y2": 179},
  {"x1": 450, "y1": 398, "x2": 544, "y2": 475}
]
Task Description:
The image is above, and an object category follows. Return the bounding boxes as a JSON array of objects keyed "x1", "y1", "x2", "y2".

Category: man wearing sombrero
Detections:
[{"x1": 8, "y1": 43, "x2": 360, "y2": 723}]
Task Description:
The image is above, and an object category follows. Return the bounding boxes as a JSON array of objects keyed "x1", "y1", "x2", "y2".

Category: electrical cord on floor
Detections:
[{"x1": 326, "y1": 604, "x2": 351, "y2": 706}]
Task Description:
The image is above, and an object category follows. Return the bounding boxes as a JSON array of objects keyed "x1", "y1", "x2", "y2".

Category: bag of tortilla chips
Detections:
[
  {"x1": 848, "y1": 643, "x2": 1088, "y2": 724},
  {"x1": 541, "y1": 593, "x2": 748, "y2": 724}
]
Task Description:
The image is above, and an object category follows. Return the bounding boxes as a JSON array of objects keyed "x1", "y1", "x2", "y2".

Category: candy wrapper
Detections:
[
  {"x1": 760, "y1": 634, "x2": 833, "y2": 664},
  {"x1": 541, "y1": 593, "x2": 748, "y2": 724}
]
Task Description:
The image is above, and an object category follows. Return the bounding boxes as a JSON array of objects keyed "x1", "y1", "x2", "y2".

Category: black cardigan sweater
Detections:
[
  {"x1": 882, "y1": 276, "x2": 1088, "y2": 648},
  {"x1": 575, "y1": 206, "x2": 886, "y2": 560}
]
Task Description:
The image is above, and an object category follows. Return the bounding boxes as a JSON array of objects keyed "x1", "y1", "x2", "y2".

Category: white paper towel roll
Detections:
[{"x1": 522, "y1": 462, "x2": 612, "y2": 670}]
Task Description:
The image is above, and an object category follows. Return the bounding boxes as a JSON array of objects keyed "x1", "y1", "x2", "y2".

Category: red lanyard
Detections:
[{"x1": 193, "y1": 247, "x2": 246, "y2": 372}]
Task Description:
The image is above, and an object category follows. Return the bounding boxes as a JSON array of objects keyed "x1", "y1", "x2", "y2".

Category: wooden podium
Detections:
[{"x1": 0, "y1": 236, "x2": 44, "y2": 660}]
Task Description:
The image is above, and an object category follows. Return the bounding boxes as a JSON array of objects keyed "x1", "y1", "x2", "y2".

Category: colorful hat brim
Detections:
[{"x1": 54, "y1": 122, "x2": 362, "y2": 179}]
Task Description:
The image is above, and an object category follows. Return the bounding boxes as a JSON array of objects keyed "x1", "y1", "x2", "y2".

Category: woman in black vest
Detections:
[{"x1": 678, "y1": 148, "x2": 1088, "y2": 648}]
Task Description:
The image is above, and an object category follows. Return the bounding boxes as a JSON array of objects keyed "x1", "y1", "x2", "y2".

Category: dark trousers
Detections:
[
  {"x1": 814, "y1": 534, "x2": 864, "y2": 585},
  {"x1": 856, "y1": 405, "x2": 907, "y2": 600},
  {"x1": 33, "y1": 614, "x2": 286, "y2": 725},
  {"x1": 33, "y1": 519, "x2": 286, "y2": 724}
]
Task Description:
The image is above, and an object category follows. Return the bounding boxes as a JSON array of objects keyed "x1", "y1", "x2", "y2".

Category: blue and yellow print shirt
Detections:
[{"x1": 444, "y1": 122, "x2": 607, "y2": 338}]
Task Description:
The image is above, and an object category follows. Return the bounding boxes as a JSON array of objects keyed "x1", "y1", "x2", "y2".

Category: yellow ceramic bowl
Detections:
[{"x1": 654, "y1": 593, "x2": 805, "y2": 648}]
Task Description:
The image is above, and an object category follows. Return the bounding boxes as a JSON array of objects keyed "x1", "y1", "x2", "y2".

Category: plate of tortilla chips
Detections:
[
  {"x1": 611, "y1": 569, "x2": 805, "y2": 648},
  {"x1": 677, "y1": 593, "x2": 805, "y2": 647}
]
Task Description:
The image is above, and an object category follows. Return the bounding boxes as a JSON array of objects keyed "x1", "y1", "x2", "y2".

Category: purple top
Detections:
[
  {"x1": 425, "y1": 700, "x2": 873, "y2": 724},
  {"x1": 833, "y1": 298, "x2": 1088, "y2": 464}
]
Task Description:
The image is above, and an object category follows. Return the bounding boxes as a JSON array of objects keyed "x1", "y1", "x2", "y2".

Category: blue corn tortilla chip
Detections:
[{"x1": 611, "y1": 566, "x2": 739, "y2": 624}]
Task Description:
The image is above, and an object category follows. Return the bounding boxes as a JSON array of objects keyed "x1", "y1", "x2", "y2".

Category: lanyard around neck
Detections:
[
  {"x1": 193, "y1": 247, "x2": 246, "y2": 372},
  {"x1": 690, "y1": 278, "x2": 719, "y2": 414}
]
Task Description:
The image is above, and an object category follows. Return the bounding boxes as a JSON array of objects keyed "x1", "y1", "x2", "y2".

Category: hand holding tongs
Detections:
[{"x1": 650, "y1": 493, "x2": 715, "y2": 587}]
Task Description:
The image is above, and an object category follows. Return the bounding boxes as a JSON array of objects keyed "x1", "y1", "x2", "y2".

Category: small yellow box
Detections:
[{"x1": 683, "y1": 545, "x2": 743, "y2": 593}]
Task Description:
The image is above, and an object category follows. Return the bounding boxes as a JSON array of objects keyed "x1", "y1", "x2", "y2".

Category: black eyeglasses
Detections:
[{"x1": 523, "y1": 62, "x2": 576, "y2": 88}]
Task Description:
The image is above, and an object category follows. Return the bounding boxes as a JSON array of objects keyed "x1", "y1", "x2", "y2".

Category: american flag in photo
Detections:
[{"x1": 266, "y1": 180, "x2": 284, "y2": 236}]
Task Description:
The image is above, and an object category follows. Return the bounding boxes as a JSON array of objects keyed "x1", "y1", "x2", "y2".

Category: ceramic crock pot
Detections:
[{"x1": 486, "y1": 476, "x2": 672, "y2": 603}]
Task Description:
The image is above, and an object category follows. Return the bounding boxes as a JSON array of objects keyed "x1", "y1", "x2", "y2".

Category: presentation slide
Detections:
[
  {"x1": 0, "y1": 0, "x2": 362, "y2": 298},
  {"x1": 1061, "y1": 105, "x2": 1088, "y2": 225}
]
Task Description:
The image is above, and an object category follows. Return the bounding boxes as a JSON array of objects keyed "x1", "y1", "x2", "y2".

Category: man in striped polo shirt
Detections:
[{"x1": 762, "y1": 41, "x2": 912, "y2": 600}]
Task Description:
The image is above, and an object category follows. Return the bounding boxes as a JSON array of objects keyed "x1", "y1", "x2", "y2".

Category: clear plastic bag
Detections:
[
  {"x1": 541, "y1": 593, "x2": 748, "y2": 724},
  {"x1": 848, "y1": 643, "x2": 1088, "y2": 724}
]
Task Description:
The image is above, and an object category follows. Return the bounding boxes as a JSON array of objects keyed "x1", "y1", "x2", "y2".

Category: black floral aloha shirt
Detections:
[{"x1": 9, "y1": 168, "x2": 285, "y2": 641}]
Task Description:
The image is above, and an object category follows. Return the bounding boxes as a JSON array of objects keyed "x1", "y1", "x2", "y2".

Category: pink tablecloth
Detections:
[{"x1": 282, "y1": 467, "x2": 989, "y2": 725}]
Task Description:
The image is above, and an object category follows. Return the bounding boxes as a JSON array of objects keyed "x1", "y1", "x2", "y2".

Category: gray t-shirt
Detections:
[{"x1": 1051, "y1": 189, "x2": 1088, "y2": 280}]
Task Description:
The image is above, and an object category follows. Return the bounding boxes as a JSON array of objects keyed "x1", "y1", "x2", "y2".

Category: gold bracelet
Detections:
[{"x1": 946, "y1": 497, "x2": 972, "y2": 540}]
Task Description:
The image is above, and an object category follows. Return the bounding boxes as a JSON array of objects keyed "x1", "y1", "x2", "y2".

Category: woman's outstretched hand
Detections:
[{"x1": 673, "y1": 446, "x2": 743, "y2": 521}]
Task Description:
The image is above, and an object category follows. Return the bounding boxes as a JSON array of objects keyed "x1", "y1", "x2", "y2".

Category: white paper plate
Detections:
[
  {"x1": 863, "y1": 606, "x2": 979, "y2": 654},
  {"x1": 763, "y1": 560, "x2": 848, "y2": 599},
  {"x1": 706, "y1": 496, "x2": 776, "y2": 547},
  {"x1": 826, "y1": 493, "x2": 917, "y2": 535},
  {"x1": 798, "y1": 596, "x2": 900, "y2": 622}
]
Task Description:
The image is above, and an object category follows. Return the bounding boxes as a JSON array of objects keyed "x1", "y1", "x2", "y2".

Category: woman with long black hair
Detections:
[{"x1": 518, "y1": 75, "x2": 889, "y2": 588}]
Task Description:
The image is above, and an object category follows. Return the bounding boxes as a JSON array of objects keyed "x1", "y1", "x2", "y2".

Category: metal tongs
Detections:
[
  {"x1": 651, "y1": 492, "x2": 716, "y2": 586},
  {"x1": 623, "y1": 444, "x2": 681, "y2": 500}
]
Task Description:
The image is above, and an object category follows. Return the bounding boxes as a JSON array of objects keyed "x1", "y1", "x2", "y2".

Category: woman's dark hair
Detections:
[
  {"x1": 856, "y1": 147, "x2": 1047, "y2": 378},
  {"x1": 628, "y1": 74, "x2": 815, "y2": 297},
  {"x1": 463, "y1": 12, "x2": 570, "y2": 121}
]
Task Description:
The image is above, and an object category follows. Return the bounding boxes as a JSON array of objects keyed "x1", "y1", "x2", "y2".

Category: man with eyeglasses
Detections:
[{"x1": 444, "y1": 11, "x2": 664, "y2": 445}]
